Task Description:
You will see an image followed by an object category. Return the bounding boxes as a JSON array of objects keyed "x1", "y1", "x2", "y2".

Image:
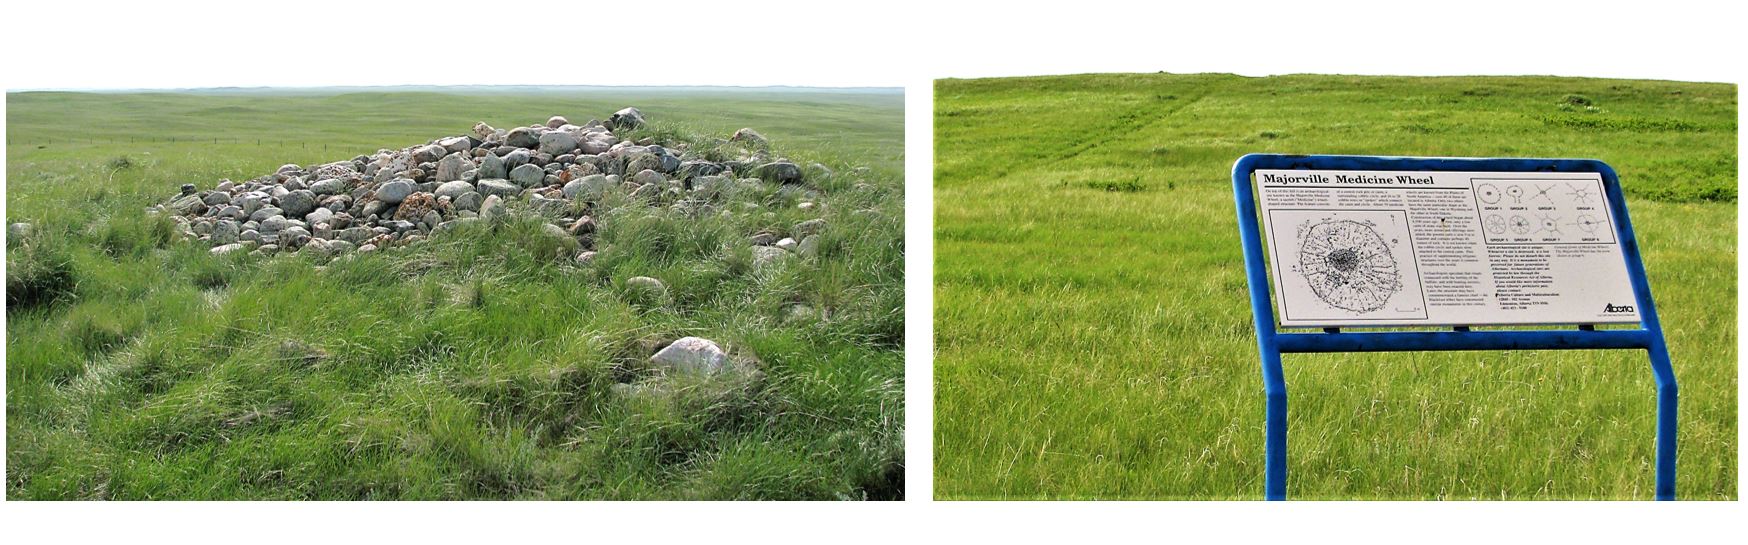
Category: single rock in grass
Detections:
[
  {"x1": 794, "y1": 218, "x2": 827, "y2": 237},
  {"x1": 796, "y1": 234, "x2": 820, "y2": 257},
  {"x1": 574, "y1": 250, "x2": 598, "y2": 266},
  {"x1": 624, "y1": 276, "x2": 667, "y2": 305},
  {"x1": 608, "y1": 107, "x2": 645, "y2": 130},
  {"x1": 211, "y1": 242, "x2": 249, "y2": 255},
  {"x1": 751, "y1": 245, "x2": 790, "y2": 270},
  {"x1": 729, "y1": 128, "x2": 768, "y2": 147},
  {"x1": 649, "y1": 337, "x2": 731, "y2": 375},
  {"x1": 9, "y1": 222, "x2": 33, "y2": 240},
  {"x1": 775, "y1": 237, "x2": 798, "y2": 251}
]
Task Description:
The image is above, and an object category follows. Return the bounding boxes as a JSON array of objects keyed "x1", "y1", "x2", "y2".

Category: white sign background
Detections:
[{"x1": 1255, "y1": 169, "x2": 1641, "y2": 328}]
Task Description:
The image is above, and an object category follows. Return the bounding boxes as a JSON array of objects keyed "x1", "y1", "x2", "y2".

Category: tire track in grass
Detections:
[{"x1": 975, "y1": 88, "x2": 1216, "y2": 187}]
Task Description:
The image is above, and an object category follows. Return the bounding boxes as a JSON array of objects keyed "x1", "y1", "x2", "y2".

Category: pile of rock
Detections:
[{"x1": 158, "y1": 107, "x2": 819, "y2": 260}]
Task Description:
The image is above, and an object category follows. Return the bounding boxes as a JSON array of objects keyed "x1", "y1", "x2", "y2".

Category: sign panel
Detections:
[{"x1": 1254, "y1": 168, "x2": 1639, "y2": 327}]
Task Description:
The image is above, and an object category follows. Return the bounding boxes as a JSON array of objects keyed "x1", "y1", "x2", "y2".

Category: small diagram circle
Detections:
[
  {"x1": 1505, "y1": 185, "x2": 1524, "y2": 202},
  {"x1": 1575, "y1": 213, "x2": 1604, "y2": 233},
  {"x1": 1539, "y1": 215, "x2": 1561, "y2": 234},
  {"x1": 1476, "y1": 183, "x2": 1502, "y2": 204},
  {"x1": 1484, "y1": 214, "x2": 1507, "y2": 234},
  {"x1": 1509, "y1": 215, "x2": 1531, "y2": 234},
  {"x1": 1298, "y1": 220, "x2": 1401, "y2": 313}
]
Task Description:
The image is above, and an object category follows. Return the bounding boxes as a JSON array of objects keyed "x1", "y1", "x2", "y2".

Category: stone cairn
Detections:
[
  {"x1": 158, "y1": 107, "x2": 817, "y2": 263},
  {"x1": 155, "y1": 107, "x2": 835, "y2": 382}
]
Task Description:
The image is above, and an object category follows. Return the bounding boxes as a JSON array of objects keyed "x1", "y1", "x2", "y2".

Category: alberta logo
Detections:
[{"x1": 1604, "y1": 303, "x2": 1636, "y2": 313}]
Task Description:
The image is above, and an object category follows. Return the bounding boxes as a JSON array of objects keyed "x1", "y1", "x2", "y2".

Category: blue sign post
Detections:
[{"x1": 1231, "y1": 154, "x2": 1677, "y2": 500}]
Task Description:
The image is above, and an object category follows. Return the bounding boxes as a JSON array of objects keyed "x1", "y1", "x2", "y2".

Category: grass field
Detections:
[
  {"x1": 934, "y1": 73, "x2": 1736, "y2": 500},
  {"x1": 6, "y1": 87, "x2": 905, "y2": 499}
]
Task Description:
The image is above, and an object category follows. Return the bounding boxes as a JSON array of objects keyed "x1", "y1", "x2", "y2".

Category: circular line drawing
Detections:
[
  {"x1": 1476, "y1": 183, "x2": 1503, "y2": 205},
  {"x1": 1565, "y1": 182, "x2": 1597, "y2": 204},
  {"x1": 1509, "y1": 215, "x2": 1531, "y2": 234},
  {"x1": 1297, "y1": 220, "x2": 1401, "y2": 313},
  {"x1": 1574, "y1": 213, "x2": 1604, "y2": 233},
  {"x1": 1538, "y1": 214, "x2": 1562, "y2": 235},
  {"x1": 1484, "y1": 214, "x2": 1507, "y2": 235},
  {"x1": 1505, "y1": 185, "x2": 1524, "y2": 203}
]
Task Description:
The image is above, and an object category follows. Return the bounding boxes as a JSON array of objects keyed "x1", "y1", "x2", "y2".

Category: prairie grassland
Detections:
[
  {"x1": 934, "y1": 73, "x2": 1735, "y2": 499},
  {"x1": 6, "y1": 88, "x2": 904, "y2": 500}
]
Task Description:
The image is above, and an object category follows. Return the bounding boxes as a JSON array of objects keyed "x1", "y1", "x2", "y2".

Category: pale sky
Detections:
[{"x1": 4, "y1": 1, "x2": 1740, "y2": 91}]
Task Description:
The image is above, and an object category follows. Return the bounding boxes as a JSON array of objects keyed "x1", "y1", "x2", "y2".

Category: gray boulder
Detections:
[
  {"x1": 278, "y1": 190, "x2": 318, "y2": 217},
  {"x1": 477, "y1": 179, "x2": 520, "y2": 199},
  {"x1": 608, "y1": 107, "x2": 645, "y2": 130},
  {"x1": 411, "y1": 144, "x2": 446, "y2": 164},
  {"x1": 210, "y1": 221, "x2": 240, "y2": 246},
  {"x1": 624, "y1": 276, "x2": 667, "y2": 305},
  {"x1": 479, "y1": 153, "x2": 507, "y2": 178},
  {"x1": 538, "y1": 130, "x2": 578, "y2": 156},
  {"x1": 759, "y1": 161, "x2": 804, "y2": 184},
  {"x1": 480, "y1": 194, "x2": 507, "y2": 218},
  {"x1": 435, "y1": 180, "x2": 474, "y2": 200},
  {"x1": 435, "y1": 153, "x2": 471, "y2": 182},
  {"x1": 649, "y1": 337, "x2": 731, "y2": 375},
  {"x1": 309, "y1": 178, "x2": 346, "y2": 195},
  {"x1": 562, "y1": 174, "x2": 611, "y2": 200},
  {"x1": 454, "y1": 191, "x2": 484, "y2": 212},
  {"x1": 505, "y1": 127, "x2": 540, "y2": 149},
  {"x1": 305, "y1": 207, "x2": 334, "y2": 226},
  {"x1": 509, "y1": 163, "x2": 546, "y2": 188},
  {"x1": 375, "y1": 180, "x2": 415, "y2": 204}
]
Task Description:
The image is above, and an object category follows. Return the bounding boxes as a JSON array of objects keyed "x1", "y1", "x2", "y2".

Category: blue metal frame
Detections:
[{"x1": 1232, "y1": 154, "x2": 1677, "y2": 501}]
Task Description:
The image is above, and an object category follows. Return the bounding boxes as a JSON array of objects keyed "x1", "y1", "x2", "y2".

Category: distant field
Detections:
[
  {"x1": 6, "y1": 88, "x2": 904, "y2": 499},
  {"x1": 934, "y1": 73, "x2": 1736, "y2": 499}
]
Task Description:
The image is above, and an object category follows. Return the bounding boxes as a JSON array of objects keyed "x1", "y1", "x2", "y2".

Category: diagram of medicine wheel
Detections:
[
  {"x1": 1296, "y1": 219, "x2": 1403, "y2": 313},
  {"x1": 1471, "y1": 178, "x2": 1616, "y2": 244}
]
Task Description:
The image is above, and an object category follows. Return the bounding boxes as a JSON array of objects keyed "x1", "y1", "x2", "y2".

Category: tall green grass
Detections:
[
  {"x1": 6, "y1": 88, "x2": 904, "y2": 500},
  {"x1": 934, "y1": 73, "x2": 1736, "y2": 500}
]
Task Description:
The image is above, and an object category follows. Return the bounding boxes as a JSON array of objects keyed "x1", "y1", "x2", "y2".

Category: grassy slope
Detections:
[
  {"x1": 934, "y1": 73, "x2": 1736, "y2": 499},
  {"x1": 6, "y1": 89, "x2": 904, "y2": 499}
]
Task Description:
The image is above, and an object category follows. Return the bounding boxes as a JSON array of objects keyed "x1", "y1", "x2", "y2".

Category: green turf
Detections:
[
  {"x1": 933, "y1": 73, "x2": 1736, "y2": 500},
  {"x1": 6, "y1": 88, "x2": 904, "y2": 500}
]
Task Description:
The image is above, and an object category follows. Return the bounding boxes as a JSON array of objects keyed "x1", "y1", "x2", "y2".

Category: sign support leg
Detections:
[
  {"x1": 1262, "y1": 346, "x2": 1288, "y2": 500},
  {"x1": 1648, "y1": 339, "x2": 1678, "y2": 500}
]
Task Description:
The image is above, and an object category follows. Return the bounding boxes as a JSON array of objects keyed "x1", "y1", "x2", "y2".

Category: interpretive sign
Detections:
[
  {"x1": 1254, "y1": 169, "x2": 1638, "y2": 327},
  {"x1": 1232, "y1": 154, "x2": 1677, "y2": 501}
]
